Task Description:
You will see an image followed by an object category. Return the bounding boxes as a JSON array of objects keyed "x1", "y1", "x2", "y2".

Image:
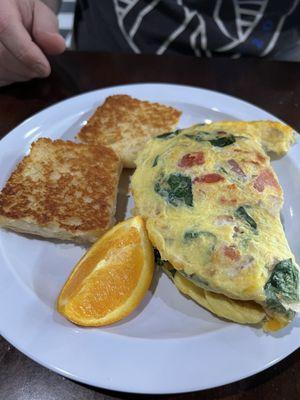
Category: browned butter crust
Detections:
[
  {"x1": 0, "y1": 138, "x2": 122, "y2": 243},
  {"x1": 77, "y1": 94, "x2": 181, "y2": 167}
]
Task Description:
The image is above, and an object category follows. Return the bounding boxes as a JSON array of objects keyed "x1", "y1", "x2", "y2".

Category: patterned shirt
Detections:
[{"x1": 74, "y1": 0, "x2": 300, "y2": 60}]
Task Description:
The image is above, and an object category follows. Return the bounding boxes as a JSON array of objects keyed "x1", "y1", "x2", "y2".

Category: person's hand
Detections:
[{"x1": 0, "y1": 0, "x2": 66, "y2": 87}]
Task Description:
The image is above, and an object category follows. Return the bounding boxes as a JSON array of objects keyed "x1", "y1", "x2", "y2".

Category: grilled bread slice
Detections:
[
  {"x1": 77, "y1": 95, "x2": 181, "y2": 168},
  {"x1": 0, "y1": 138, "x2": 122, "y2": 243}
]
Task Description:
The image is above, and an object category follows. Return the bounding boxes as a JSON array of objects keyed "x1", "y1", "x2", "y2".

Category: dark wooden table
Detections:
[{"x1": 0, "y1": 51, "x2": 299, "y2": 400}]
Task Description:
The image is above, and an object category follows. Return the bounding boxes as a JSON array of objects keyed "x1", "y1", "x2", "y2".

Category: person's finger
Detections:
[
  {"x1": 0, "y1": 43, "x2": 41, "y2": 81},
  {"x1": 0, "y1": 10, "x2": 51, "y2": 77},
  {"x1": 32, "y1": 1, "x2": 66, "y2": 55}
]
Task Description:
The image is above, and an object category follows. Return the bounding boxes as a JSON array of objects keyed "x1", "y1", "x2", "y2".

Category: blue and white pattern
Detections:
[
  {"x1": 58, "y1": 0, "x2": 76, "y2": 47},
  {"x1": 113, "y1": 0, "x2": 300, "y2": 57}
]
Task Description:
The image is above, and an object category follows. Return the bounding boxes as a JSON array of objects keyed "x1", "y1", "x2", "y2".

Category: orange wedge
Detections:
[{"x1": 57, "y1": 216, "x2": 154, "y2": 326}]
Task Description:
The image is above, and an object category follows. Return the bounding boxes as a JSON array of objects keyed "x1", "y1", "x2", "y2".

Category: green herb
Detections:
[
  {"x1": 218, "y1": 166, "x2": 228, "y2": 175},
  {"x1": 209, "y1": 135, "x2": 236, "y2": 147},
  {"x1": 154, "y1": 173, "x2": 193, "y2": 207},
  {"x1": 183, "y1": 230, "x2": 217, "y2": 264},
  {"x1": 156, "y1": 130, "x2": 181, "y2": 139},
  {"x1": 169, "y1": 269, "x2": 177, "y2": 277},
  {"x1": 154, "y1": 248, "x2": 166, "y2": 266},
  {"x1": 235, "y1": 206, "x2": 257, "y2": 231},
  {"x1": 264, "y1": 259, "x2": 299, "y2": 317},
  {"x1": 184, "y1": 231, "x2": 201, "y2": 240},
  {"x1": 184, "y1": 131, "x2": 210, "y2": 142},
  {"x1": 152, "y1": 155, "x2": 159, "y2": 167},
  {"x1": 164, "y1": 267, "x2": 177, "y2": 278},
  {"x1": 184, "y1": 230, "x2": 217, "y2": 250},
  {"x1": 179, "y1": 270, "x2": 210, "y2": 289},
  {"x1": 240, "y1": 237, "x2": 251, "y2": 250},
  {"x1": 184, "y1": 132, "x2": 236, "y2": 147}
]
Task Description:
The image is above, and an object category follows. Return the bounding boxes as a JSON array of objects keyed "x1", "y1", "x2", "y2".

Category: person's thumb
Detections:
[{"x1": 32, "y1": 1, "x2": 66, "y2": 55}]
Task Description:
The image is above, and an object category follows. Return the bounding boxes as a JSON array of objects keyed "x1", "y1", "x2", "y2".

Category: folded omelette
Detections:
[{"x1": 131, "y1": 121, "x2": 299, "y2": 331}]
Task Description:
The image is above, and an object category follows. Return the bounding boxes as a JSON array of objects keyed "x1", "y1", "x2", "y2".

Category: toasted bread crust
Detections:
[
  {"x1": 0, "y1": 138, "x2": 122, "y2": 243},
  {"x1": 77, "y1": 95, "x2": 181, "y2": 168}
]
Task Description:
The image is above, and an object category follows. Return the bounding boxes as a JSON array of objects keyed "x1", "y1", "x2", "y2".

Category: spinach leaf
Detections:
[
  {"x1": 152, "y1": 155, "x2": 159, "y2": 167},
  {"x1": 184, "y1": 132, "x2": 236, "y2": 147},
  {"x1": 154, "y1": 173, "x2": 193, "y2": 207},
  {"x1": 155, "y1": 250, "x2": 177, "y2": 279},
  {"x1": 235, "y1": 206, "x2": 257, "y2": 231},
  {"x1": 178, "y1": 270, "x2": 210, "y2": 289},
  {"x1": 240, "y1": 237, "x2": 251, "y2": 250},
  {"x1": 264, "y1": 259, "x2": 299, "y2": 317},
  {"x1": 183, "y1": 230, "x2": 217, "y2": 265},
  {"x1": 154, "y1": 248, "x2": 166, "y2": 266},
  {"x1": 184, "y1": 131, "x2": 210, "y2": 142},
  {"x1": 209, "y1": 135, "x2": 236, "y2": 147},
  {"x1": 184, "y1": 231, "x2": 202, "y2": 240},
  {"x1": 184, "y1": 230, "x2": 217, "y2": 251},
  {"x1": 156, "y1": 130, "x2": 181, "y2": 139},
  {"x1": 218, "y1": 166, "x2": 228, "y2": 175},
  {"x1": 163, "y1": 266, "x2": 177, "y2": 278},
  {"x1": 169, "y1": 268, "x2": 177, "y2": 277}
]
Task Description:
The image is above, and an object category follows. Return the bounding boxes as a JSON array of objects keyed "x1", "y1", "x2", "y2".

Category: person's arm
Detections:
[{"x1": 0, "y1": 0, "x2": 65, "y2": 87}]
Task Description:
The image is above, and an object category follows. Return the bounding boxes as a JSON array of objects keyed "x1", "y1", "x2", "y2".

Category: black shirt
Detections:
[{"x1": 74, "y1": 0, "x2": 300, "y2": 60}]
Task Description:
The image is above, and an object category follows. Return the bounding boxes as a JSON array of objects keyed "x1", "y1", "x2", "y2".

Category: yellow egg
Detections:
[{"x1": 132, "y1": 123, "x2": 299, "y2": 331}]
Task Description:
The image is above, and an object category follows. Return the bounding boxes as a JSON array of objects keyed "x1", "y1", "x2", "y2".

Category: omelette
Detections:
[{"x1": 131, "y1": 121, "x2": 299, "y2": 331}]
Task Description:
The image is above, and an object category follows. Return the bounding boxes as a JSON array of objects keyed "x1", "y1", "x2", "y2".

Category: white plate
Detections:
[{"x1": 0, "y1": 83, "x2": 299, "y2": 394}]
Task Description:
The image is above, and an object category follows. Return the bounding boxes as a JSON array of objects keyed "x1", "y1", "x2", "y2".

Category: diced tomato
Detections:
[
  {"x1": 248, "y1": 153, "x2": 267, "y2": 167},
  {"x1": 220, "y1": 197, "x2": 237, "y2": 205},
  {"x1": 228, "y1": 159, "x2": 246, "y2": 177},
  {"x1": 223, "y1": 246, "x2": 241, "y2": 261},
  {"x1": 194, "y1": 173, "x2": 224, "y2": 184},
  {"x1": 227, "y1": 183, "x2": 237, "y2": 190},
  {"x1": 253, "y1": 169, "x2": 280, "y2": 193},
  {"x1": 178, "y1": 152, "x2": 205, "y2": 168},
  {"x1": 256, "y1": 152, "x2": 267, "y2": 163}
]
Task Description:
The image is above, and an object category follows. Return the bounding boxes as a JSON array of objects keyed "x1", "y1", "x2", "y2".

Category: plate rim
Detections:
[
  {"x1": 0, "y1": 82, "x2": 299, "y2": 394},
  {"x1": 1, "y1": 81, "x2": 292, "y2": 146}
]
